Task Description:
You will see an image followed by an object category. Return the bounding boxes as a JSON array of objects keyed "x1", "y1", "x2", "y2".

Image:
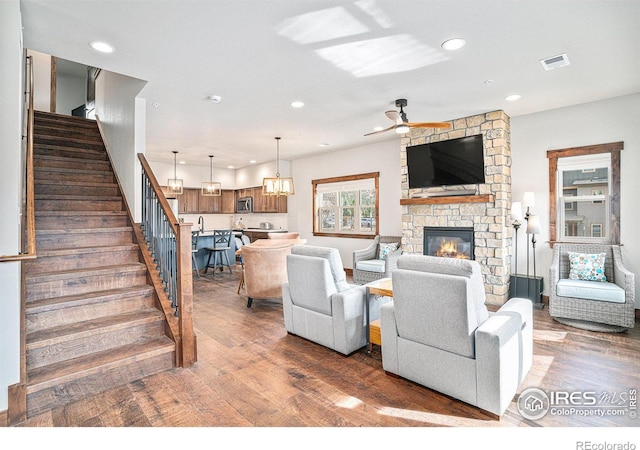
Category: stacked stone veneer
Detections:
[{"x1": 400, "y1": 110, "x2": 512, "y2": 304}]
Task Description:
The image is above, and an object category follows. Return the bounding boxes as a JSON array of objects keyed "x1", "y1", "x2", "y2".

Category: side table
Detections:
[{"x1": 364, "y1": 277, "x2": 392, "y2": 353}]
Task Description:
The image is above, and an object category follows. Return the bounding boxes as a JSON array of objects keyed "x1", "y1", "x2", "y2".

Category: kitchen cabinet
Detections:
[
  {"x1": 198, "y1": 189, "x2": 235, "y2": 214},
  {"x1": 178, "y1": 188, "x2": 200, "y2": 213},
  {"x1": 234, "y1": 186, "x2": 287, "y2": 213},
  {"x1": 221, "y1": 190, "x2": 235, "y2": 213}
]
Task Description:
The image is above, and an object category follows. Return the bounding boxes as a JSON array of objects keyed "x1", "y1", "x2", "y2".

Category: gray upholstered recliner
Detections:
[
  {"x1": 549, "y1": 243, "x2": 635, "y2": 332},
  {"x1": 352, "y1": 235, "x2": 402, "y2": 284},
  {"x1": 283, "y1": 245, "x2": 389, "y2": 355},
  {"x1": 380, "y1": 255, "x2": 533, "y2": 417}
]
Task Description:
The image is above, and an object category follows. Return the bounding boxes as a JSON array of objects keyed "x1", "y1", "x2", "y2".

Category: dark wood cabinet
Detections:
[
  {"x1": 221, "y1": 190, "x2": 235, "y2": 213},
  {"x1": 178, "y1": 188, "x2": 200, "y2": 213}
]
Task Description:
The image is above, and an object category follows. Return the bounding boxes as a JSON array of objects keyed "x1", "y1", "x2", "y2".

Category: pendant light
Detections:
[
  {"x1": 167, "y1": 150, "x2": 183, "y2": 195},
  {"x1": 201, "y1": 155, "x2": 221, "y2": 196},
  {"x1": 262, "y1": 137, "x2": 295, "y2": 196}
]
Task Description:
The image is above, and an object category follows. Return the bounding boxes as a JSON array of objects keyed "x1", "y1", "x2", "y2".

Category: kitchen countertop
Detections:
[{"x1": 194, "y1": 228, "x2": 287, "y2": 236}]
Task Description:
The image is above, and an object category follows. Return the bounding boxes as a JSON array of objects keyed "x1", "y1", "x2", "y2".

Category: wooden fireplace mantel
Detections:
[{"x1": 400, "y1": 194, "x2": 494, "y2": 205}]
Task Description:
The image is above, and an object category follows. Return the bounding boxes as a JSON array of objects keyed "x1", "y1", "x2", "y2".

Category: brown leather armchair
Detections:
[{"x1": 241, "y1": 241, "x2": 296, "y2": 308}]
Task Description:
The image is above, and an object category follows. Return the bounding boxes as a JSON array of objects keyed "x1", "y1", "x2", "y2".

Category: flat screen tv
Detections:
[{"x1": 406, "y1": 134, "x2": 485, "y2": 189}]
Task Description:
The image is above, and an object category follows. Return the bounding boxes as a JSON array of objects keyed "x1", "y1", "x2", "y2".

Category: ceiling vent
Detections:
[{"x1": 540, "y1": 53, "x2": 570, "y2": 71}]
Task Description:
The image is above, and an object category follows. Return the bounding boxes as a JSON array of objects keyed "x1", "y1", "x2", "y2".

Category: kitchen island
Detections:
[{"x1": 234, "y1": 228, "x2": 289, "y2": 243}]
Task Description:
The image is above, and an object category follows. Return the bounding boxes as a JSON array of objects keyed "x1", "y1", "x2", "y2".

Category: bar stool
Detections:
[{"x1": 204, "y1": 229, "x2": 233, "y2": 277}]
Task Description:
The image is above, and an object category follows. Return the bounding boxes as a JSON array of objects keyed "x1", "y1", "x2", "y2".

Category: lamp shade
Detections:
[
  {"x1": 526, "y1": 214, "x2": 541, "y2": 235},
  {"x1": 523, "y1": 191, "x2": 535, "y2": 210},
  {"x1": 511, "y1": 202, "x2": 523, "y2": 221}
]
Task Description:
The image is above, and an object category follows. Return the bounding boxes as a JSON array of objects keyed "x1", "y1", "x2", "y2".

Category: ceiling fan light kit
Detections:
[{"x1": 365, "y1": 98, "x2": 451, "y2": 136}]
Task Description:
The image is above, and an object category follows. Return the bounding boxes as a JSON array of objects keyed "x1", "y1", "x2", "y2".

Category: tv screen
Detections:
[{"x1": 406, "y1": 134, "x2": 485, "y2": 189}]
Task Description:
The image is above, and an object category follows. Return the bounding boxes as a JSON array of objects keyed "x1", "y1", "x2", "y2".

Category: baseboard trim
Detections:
[{"x1": 7, "y1": 383, "x2": 26, "y2": 426}]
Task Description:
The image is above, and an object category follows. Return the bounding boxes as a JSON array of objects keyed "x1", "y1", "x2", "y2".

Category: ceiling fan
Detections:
[{"x1": 365, "y1": 99, "x2": 451, "y2": 136}]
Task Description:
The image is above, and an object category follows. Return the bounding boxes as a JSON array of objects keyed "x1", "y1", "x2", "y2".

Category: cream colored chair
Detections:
[
  {"x1": 242, "y1": 241, "x2": 295, "y2": 308},
  {"x1": 268, "y1": 232, "x2": 300, "y2": 239}
]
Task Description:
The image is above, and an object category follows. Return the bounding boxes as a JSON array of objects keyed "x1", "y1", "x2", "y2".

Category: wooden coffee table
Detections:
[{"x1": 364, "y1": 277, "x2": 392, "y2": 353}]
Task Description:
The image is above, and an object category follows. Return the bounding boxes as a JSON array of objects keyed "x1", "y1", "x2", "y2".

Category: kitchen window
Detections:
[{"x1": 312, "y1": 172, "x2": 379, "y2": 238}]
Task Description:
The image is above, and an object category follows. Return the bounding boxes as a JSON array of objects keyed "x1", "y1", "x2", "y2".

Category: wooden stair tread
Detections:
[
  {"x1": 34, "y1": 143, "x2": 105, "y2": 154},
  {"x1": 34, "y1": 133, "x2": 104, "y2": 144},
  {"x1": 36, "y1": 210, "x2": 128, "y2": 217},
  {"x1": 34, "y1": 179, "x2": 118, "y2": 188},
  {"x1": 34, "y1": 154, "x2": 109, "y2": 165},
  {"x1": 26, "y1": 336, "x2": 175, "y2": 393},
  {"x1": 35, "y1": 166, "x2": 113, "y2": 176},
  {"x1": 25, "y1": 263, "x2": 146, "y2": 283},
  {"x1": 34, "y1": 110, "x2": 98, "y2": 124},
  {"x1": 35, "y1": 194, "x2": 122, "y2": 201},
  {"x1": 26, "y1": 285, "x2": 155, "y2": 314},
  {"x1": 36, "y1": 226, "x2": 133, "y2": 236},
  {"x1": 35, "y1": 243, "x2": 139, "y2": 258},
  {"x1": 26, "y1": 308, "x2": 165, "y2": 349}
]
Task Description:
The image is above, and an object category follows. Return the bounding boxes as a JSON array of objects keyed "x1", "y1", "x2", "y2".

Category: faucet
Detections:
[{"x1": 198, "y1": 216, "x2": 205, "y2": 233}]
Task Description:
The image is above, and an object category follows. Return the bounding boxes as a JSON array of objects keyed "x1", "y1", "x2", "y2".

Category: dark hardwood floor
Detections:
[{"x1": 16, "y1": 264, "x2": 640, "y2": 439}]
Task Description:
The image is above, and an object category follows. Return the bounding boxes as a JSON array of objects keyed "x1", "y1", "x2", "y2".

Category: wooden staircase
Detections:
[{"x1": 22, "y1": 111, "x2": 176, "y2": 417}]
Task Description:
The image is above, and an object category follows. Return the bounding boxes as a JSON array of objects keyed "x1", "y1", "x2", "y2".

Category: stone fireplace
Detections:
[
  {"x1": 424, "y1": 226, "x2": 475, "y2": 260},
  {"x1": 400, "y1": 110, "x2": 512, "y2": 304}
]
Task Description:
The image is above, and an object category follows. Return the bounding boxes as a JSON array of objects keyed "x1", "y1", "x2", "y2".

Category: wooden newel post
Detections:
[{"x1": 176, "y1": 222, "x2": 197, "y2": 367}]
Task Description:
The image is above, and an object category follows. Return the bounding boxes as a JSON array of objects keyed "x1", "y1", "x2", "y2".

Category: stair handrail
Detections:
[
  {"x1": 0, "y1": 54, "x2": 37, "y2": 263},
  {"x1": 137, "y1": 153, "x2": 196, "y2": 367}
]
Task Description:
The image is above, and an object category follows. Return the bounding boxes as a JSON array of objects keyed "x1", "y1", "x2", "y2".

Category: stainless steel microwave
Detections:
[{"x1": 237, "y1": 197, "x2": 253, "y2": 212}]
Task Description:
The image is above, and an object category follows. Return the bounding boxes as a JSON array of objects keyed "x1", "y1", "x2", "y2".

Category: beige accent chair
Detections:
[
  {"x1": 549, "y1": 243, "x2": 635, "y2": 332},
  {"x1": 352, "y1": 235, "x2": 402, "y2": 284},
  {"x1": 381, "y1": 254, "x2": 533, "y2": 416},
  {"x1": 268, "y1": 232, "x2": 300, "y2": 239},
  {"x1": 242, "y1": 241, "x2": 295, "y2": 308}
]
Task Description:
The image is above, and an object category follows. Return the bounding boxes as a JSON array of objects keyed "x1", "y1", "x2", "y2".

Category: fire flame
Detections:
[{"x1": 436, "y1": 239, "x2": 470, "y2": 259}]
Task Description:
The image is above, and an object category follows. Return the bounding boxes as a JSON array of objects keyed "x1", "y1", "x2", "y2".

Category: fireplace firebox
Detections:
[{"x1": 423, "y1": 226, "x2": 474, "y2": 260}]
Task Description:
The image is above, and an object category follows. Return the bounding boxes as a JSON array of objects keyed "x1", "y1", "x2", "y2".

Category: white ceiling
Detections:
[{"x1": 20, "y1": 0, "x2": 640, "y2": 169}]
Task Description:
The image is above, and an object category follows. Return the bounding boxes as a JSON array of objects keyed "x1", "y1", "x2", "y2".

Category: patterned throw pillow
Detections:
[
  {"x1": 568, "y1": 252, "x2": 607, "y2": 282},
  {"x1": 378, "y1": 243, "x2": 399, "y2": 260}
]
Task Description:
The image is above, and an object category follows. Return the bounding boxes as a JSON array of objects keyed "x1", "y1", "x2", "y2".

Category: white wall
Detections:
[
  {"x1": 26, "y1": 49, "x2": 50, "y2": 112},
  {"x1": 511, "y1": 94, "x2": 640, "y2": 304},
  {"x1": 56, "y1": 71, "x2": 85, "y2": 116},
  {"x1": 148, "y1": 160, "x2": 237, "y2": 190},
  {"x1": 95, "y1": 70, "x2": 147, "y2": 222},
  {"x1": 236, "y1": 160, "x2": 287, "y2": 189},
  {"x1": 288, "y1": 139, "x2": 403, "y2": 269},
  {"x1": 0, "y1": 0, "x2": 23, "y2": 412}
]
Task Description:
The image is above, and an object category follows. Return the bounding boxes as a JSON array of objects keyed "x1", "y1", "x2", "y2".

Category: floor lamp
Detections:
[
  {"x1": 526, "y1": 214, "x2": 541, "y2": 303},
  {"x1": 522, "y1": 192, "x2": 535, "y2": 299},
  {"x1": 510, "y1": 202, "x2": 523, "y2": 297}
]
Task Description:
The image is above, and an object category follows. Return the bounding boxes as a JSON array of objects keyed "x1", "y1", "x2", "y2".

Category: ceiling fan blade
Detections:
[
  {"x1": 406, "y1": 121, "x2": 451, "y2": 129},
  {"x1": 385, "y1": 110, "x2": 401, "y2": 123},
  {"x1": 364, "y1": 124, "x2": 396, "y2": 136}
]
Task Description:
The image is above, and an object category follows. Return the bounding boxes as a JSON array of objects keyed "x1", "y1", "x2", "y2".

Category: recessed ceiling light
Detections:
[
  {"x1": 178, "y1": 160, "x2": 187, "y2": 165},
  {"x1": 89, "y1": 41, "x2": 114, "y2": 53},
  {"x1": 227, "y1": 165, "x2": 234, "y2": 169},
  {"x1": 318, "y1": 143, "x2": 331, "y2": 147},
  {"x1": 441, "y1": 38, "x2": 466, "y2": 51},
  {"x1": 505, "y1": 94, "x2": 522, "y2": 101},
  {"x1": 484, "y1": 79, "x2": 494, "y2": 86},
  {"x1": 249, "y1": 160, "x2": 257, "y2": 164},
  {"x1": 373, "y1": 126, "x2": 384, "y2": 132},
  {"x1": 290, "y1": 101, "x2": 305, "y2": 108},
  {"x1": 207, "y1": 95, "x2": 222, "y2": 103}
]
